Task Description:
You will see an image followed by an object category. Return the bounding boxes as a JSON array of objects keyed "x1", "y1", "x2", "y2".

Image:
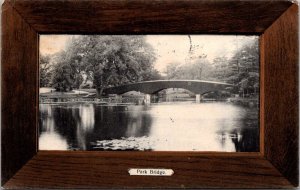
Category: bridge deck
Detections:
[
  {"x1": 130, "y1": 80, "x2": 233, "y2": 85},
  {"x1": 103, "y1": 80, "x2": 234, "y2": 95}
]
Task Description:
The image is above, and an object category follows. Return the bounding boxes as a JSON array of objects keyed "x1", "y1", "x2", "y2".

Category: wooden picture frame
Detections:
[{"x1": 1, "y1": 0, "x2": 298, "y2": 188}]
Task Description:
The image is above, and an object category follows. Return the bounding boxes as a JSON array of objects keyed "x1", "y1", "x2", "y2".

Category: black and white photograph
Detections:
[{"x1": 39, "y1": 35, "x2": 259, "y2": 152}]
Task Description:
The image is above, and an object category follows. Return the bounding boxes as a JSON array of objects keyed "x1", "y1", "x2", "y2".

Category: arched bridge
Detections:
[{"x1": 103, "y1": 80, "x2": 234, "y2": 95}]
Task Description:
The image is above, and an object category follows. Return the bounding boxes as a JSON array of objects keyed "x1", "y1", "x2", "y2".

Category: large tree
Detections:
[
  {"x1": 40, "y1": 54, "x2": 52, "y2": 87},
  {"x1": 50, "y1": 51, "x2": 77, "y2": 92},
  {"x1": 49, "y1": 49, "x2": 84, "y2": 91},
  {"x1": 230, "y1": 40, "x2": 259, "y2": 96},
  {"x1": 212, "y1": 39, "x2": 259, "y2": 96},
  {"x1": 164, "y1": 62, "x2": 181, "y2": 79},
  {"x1": 53, "y1": 35, "x2": 157, "y2": 96},
  {"x1": 164, "y1": 58, "x2": 213, "y2": 81}
]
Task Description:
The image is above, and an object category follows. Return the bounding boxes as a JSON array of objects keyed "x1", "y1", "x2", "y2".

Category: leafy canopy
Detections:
[{"x1": 50, "y1": 35, "x2": 159, "y2": 94}]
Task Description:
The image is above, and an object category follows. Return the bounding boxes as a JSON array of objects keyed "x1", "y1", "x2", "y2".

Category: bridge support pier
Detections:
[
  {"x1": 144, "y1": 94, "x2": 151, "y2": 105},
  {"x1": 115, "y1": 95, "x2": 122, "y2": 103},
  {"x1": 196, "y1": 94, "x2": 201, "y2": 103}
]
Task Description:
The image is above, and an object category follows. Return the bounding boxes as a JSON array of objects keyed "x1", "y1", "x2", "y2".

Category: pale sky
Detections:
[{"x1": 40, "y1": 35, "x2": 258, "y2": 73}]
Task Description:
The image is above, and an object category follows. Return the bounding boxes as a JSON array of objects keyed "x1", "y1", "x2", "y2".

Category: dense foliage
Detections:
[
  {"x1": 164, "y1": 39, "x2": 259, "y2": 97},
  {"x1": 217, "y1": 39, "x2": 259, "y2": 96},
  {"x1": 39, "y1": 55, "x2": 52, "y2": 87},
  {"x1": 42, "y1": 35, "x2": 160, "y2": 95},
  {"x1": 40, "y1": 35, "x2": 259, "y2": 98}
]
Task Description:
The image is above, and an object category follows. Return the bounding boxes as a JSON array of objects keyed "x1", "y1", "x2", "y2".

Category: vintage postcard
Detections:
[{"x1": 39, "y1": 35, "x2": 259, "y2": 152}]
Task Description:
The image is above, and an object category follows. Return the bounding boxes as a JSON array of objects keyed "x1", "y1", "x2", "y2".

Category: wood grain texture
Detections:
[
  {"x1": 8, "y1": 0, "x2": 292, "y2": 34},
  {"x1": 259, "y1": 37, "x2": 265, "y2": 156},
  {"x1": 1, "y1": 1, "x2": 38, "y2": 185},
  {"x1": 1, "y1": 0, "x2": 299, "y2": 188},
  {"x1": 3, "y1": 152, "x2": 293, "y2": 189},
  {"x1": 262, "y1": 4, "x2": 299, "y2": 186}
]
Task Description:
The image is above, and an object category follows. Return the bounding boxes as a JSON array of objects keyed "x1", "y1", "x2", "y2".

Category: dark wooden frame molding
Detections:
[{"x1": 1, "y1": 0, "x2": 298, "y2": 188}]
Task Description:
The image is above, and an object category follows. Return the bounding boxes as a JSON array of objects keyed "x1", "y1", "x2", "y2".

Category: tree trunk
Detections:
[{"x1": 96, "y1": 87, "x2": 104, "y2": 98}]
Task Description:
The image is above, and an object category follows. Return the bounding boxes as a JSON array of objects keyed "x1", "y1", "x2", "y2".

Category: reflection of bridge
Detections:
[{"x1": 103, "y1": 80, "x2": 234, "y2": 103}]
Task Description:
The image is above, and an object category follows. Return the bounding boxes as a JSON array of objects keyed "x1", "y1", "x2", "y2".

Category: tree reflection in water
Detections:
[
  {"x1": 76, "y1": 104, "x2": 95, "y2": 150},
  {"x1": 39, "y1": 104, "x2": 153, "y2": 150},
  {"x1": 39, "y1": 104, "x2": 68, "y2": 150},
  {"x1": 39, "y1": 102, "x2": 259, "y2": 152}
]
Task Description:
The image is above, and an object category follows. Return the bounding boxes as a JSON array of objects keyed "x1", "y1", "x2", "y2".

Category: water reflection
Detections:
[
  {"x1": 125, "y1": 106, "x2": 151, "y2": 137},
  {"x1": 39, "y1": 102, "x2": 259, "y2": 152},
  {"x1": 39, "y1": 104, "x2": 68, "y2": 150},
  {"x1": 76, "y1": 104, "x2": 95, "y2": 150}
]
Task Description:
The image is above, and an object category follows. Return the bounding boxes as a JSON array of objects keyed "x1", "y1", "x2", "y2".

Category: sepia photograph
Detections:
[{"x1": 39, "y1": 35, "x2": 259, "y2": 152}]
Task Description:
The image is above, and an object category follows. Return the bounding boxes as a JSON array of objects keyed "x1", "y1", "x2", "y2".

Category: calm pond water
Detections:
[{"x1": 39, "y1": 101, "x2": 259, "y2": 152}]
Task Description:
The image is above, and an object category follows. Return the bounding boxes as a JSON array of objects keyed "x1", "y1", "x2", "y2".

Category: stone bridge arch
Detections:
[{"x1": 103, "y1": 80, "x2": 234, "y2": 96}]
